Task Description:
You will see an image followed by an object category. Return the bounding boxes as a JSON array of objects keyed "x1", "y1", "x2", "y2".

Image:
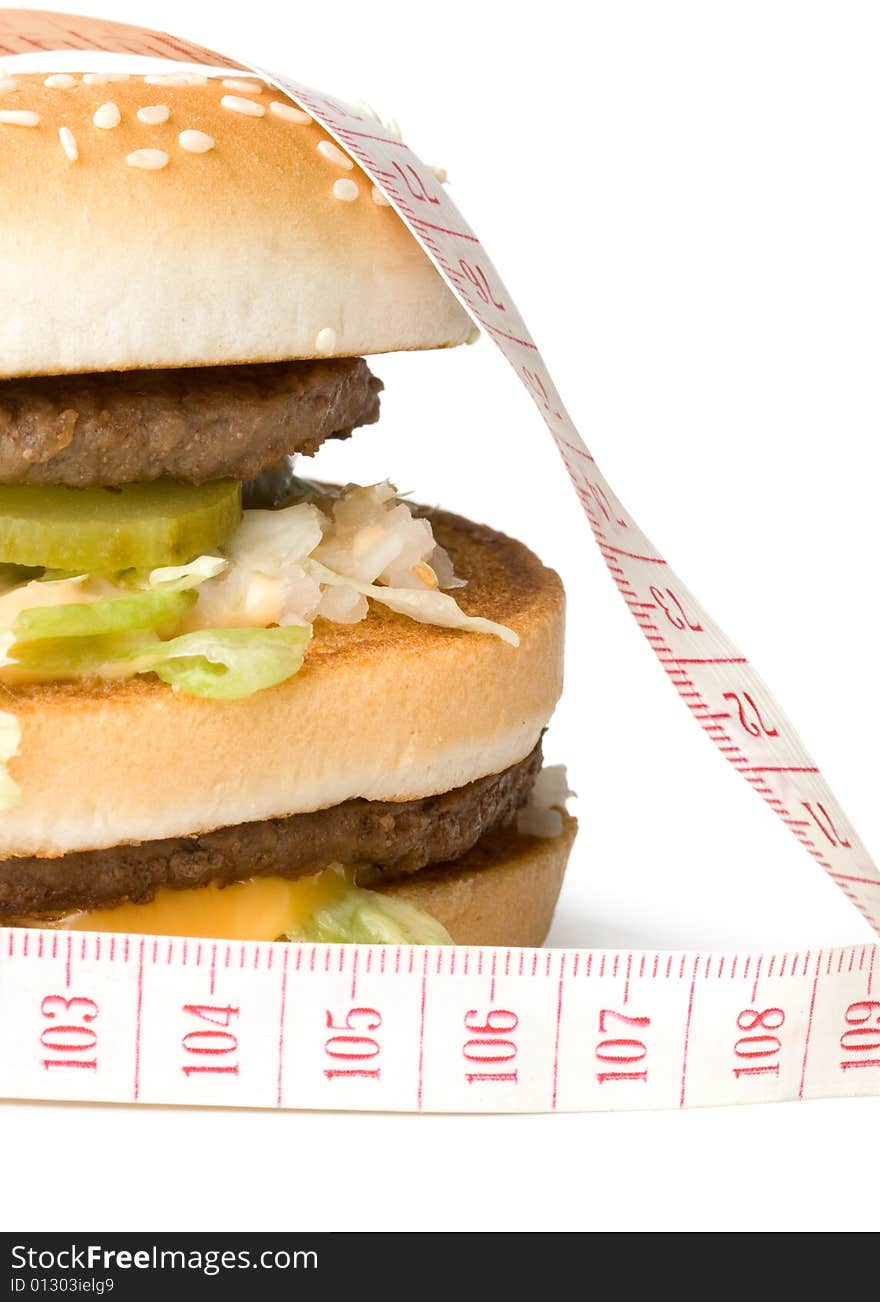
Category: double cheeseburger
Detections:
[{"x1": 0, "y1": 70, "x2": 575, "y2": 947}]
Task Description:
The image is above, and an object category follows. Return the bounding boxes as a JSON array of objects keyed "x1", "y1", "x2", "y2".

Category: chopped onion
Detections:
[
  {"x1": 314, "y1": 482, "x2": 437, "y2": 587},
  {"x1": 517, "y1": 805, "x2": 564, "y2": 838},
  {"x1": 430, "y1": 544, "x2": 467, "y2": 590},
  {"x1": 531, "y1": 764, "x2": 575, "y2": 808},
  {"x1": 517, "y1": 763, "x2": 573, "y2": 838},
  {"x1": 190, "y1": 479, "x2": 502, "y2": 639},
  {"x1": 316, "y1": 584, "x2": 369, "y2": 624}
]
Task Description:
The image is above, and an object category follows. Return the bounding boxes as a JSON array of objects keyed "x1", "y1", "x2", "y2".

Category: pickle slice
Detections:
[{"x1": 0, "y1": 481, "x2": 242, "y2": 572}]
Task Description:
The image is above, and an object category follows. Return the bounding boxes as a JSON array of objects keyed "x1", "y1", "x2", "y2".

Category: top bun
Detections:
[{"x1": 0, "y1": 71, "x2": 475, "y2": 377}]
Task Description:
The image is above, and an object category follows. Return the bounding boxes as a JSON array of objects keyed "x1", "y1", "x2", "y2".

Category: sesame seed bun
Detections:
[
  {"x1": 0, "y1": 73, "x2": 474, "y2": 378},
  {"x1": 374, "y1": 812, "x2": 577, "y2": 947},
  {"x1": 0, "y1": 508, "x2": 564, "y2": 858}
]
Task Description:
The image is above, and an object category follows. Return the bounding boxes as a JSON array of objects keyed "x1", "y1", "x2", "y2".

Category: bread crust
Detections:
[
  {"x1": 0, "y1": 74, "x2": 474, "y2": 377},
  {"x1": 375, "y1": 813, "x2": 577, "y2": 947},
  {"x1": 0, "y1": 508, "x2": 565, "y2": 857}
]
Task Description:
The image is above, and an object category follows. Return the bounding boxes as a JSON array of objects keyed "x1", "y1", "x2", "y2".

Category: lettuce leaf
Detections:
[
  {"x1": 140, "y1": 625, "x2": 311, "y2": 699},
  {"x1": 305, "y1": 558, "x2": 519, "y2": 646},
  {"x1": 282, "y1": 879, "x2": 453, "y2": 945},
  {"x1": 6, "y1": 632, "x2": 160, "y2": 677},
  {"x1": 145, "y1": 555, "x2": 228, "y2": 591},
  {"x1": 12, "y1": 588, "x2": 195, "y2": 643},
  {"x1": 3, "y1": 624, "x2": 310, "y2": 699}
]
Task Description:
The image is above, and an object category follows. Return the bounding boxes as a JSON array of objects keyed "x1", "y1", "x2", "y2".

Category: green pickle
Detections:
[{"x1": 0, "y1": 480, "x2": 242, "y2": 572}]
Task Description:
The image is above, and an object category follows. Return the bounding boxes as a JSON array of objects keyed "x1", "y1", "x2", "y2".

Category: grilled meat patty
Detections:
[{"x1": 0, "y1": 357, "x2": 382, "y2": 486}]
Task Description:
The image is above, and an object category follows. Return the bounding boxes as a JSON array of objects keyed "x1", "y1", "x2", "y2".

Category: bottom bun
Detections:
[{"x1": 374, "y1": 812, "x2": 577, "y2": 947}]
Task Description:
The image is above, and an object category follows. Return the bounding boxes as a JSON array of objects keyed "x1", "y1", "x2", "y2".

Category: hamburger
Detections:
[{"x1": 0, "y1": 69, "x2": 575, "y2": 947}]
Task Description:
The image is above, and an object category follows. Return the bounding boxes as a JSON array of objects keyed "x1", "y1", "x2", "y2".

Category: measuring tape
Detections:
[{"x1": 0, "y1": 9, "x2": 877, "y2": 1114}]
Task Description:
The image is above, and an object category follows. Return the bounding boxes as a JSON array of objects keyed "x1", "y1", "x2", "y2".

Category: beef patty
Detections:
[
  {"x1": 0, "y1": 358, "x2": 382, "y2": 487},
  {"x1": 0, "y1": 744, "x2": 543, "y2": 918}
]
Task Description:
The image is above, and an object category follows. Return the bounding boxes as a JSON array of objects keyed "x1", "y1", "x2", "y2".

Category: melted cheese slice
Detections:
[{"x1": 61, "y1": 873, "x2": 344, "y2": 940}]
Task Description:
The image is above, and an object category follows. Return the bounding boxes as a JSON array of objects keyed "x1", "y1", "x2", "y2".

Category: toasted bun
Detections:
[
  {"x1": 0, "y1": 72, "x2": 474, "y2": 378},
  {"x1": 376, "y1": 813, "x2": 577, "y2": 947},
  {"x1": 0, "y1": 509, "x2": 564, "y2": 857}
]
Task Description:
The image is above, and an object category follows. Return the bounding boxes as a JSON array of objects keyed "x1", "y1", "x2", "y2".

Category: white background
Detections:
[{"x1": 3, "y1": 0, "x2": 879, "y2": 1233}]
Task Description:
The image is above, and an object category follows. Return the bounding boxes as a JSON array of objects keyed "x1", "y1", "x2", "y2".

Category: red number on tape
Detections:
[
  {"x1": 459, "y1": 260, "x2": 505, "y2": 310},
  {"x1": 723, "y1": 691, "x2": 779, "y2": 739},
  {"x1": 391, "y1": 160, "x2": 439, "y2": 205},
  {"x1": 585, "y1": 480, "x2": 627, "y2": 529},
  {"x1": 40, "y1": 994, "x2": 99, "y2": 1071},
  {"x1": 650, "y1": 586, "x2": 704, "y2": 633},
  {"x1": 596, "y1": 1009, "x2": 650, "y2": 1083},
  {"x1": 181, "y1": 1003, "x2": 239, "y2": 1077},
  {"x1": 802, "y1": 802, "x2": 852, "y2": 850},
  {"x1": 733, "y1": 1007, "x2": 785, "y2": 1078},
  {"x1": 464, "y1": 1008, "x2": 519, "y2": 1084},
  {"x1": 324, "y1": 1008, "x2": 382, "y2": 1080},
  {"x1": 839, "y1": 1000, "x2": 880, "y2": 1071}
]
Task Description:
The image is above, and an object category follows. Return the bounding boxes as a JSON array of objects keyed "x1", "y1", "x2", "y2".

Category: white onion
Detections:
[
  {"x1": 187, "y1": 480, "x2": 513, "y2": 640},
  {"x1": 530, "y1": 765, "x2": 575, "y2": 809},
  {"x1": 317, "y1": 584, "x2": 369, "y2": 624},
  {"x1": 516, "y1": 764, "x2": 573, "y2": 838},
  {"x1": 517, "y1": 805, "x2": 564, "y2": 838},
  {"x1": 431, "y1": 544, "x2": 467, "y2": 590}
]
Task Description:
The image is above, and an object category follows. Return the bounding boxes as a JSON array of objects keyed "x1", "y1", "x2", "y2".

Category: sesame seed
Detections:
[
  {"x1": 137, "y1": 104, "x2": 170, "y2": 125},
  {"x1": 220, "y1": 94, "x2": 265, "y2": 117},
  {"x1": 82, "y1": 72, "x2": 130, "y2": 85},
  {"x1": 314, "y1": 328, "x2": 337, "y2": 354},
  {"x1": 143, "y1": 73, "x2": 208, "y2": 87},
  {"x1": 125, "y1": 148, "x2": 169, "y2": 171},
  {"x1": 332, "y1": 178, "x2": 359, "y2": 202},
  {"x1": 317, "y1": 139, "x2": 353, "y2": 169},
  {"x1": 268, "y1": 101, "x2": 311, "y2": 125},
  {"x1": 58, "y1": 126, "x2": 78, "y2": 161},
  {"x1": 221, "y1": 78, "x2": 263, "y2": 95},
  {"x1": 371, "y1": 187, "x2": 391, "y2": 206},
  {"x1": 93, "y1": 101, "x2": 121, "y2": 130},
  {"x1": 429, "y1": 165, "x2": 448, "y2": 183},
  {"x1": 385, "y1": 117, "x2": 403, "y2": 140},
  {"x1": 0, "y1": 78, "x2": 17, "y2": 93},
  {"x1": 44, "y1": 74, "x2": 77, "y2": 89},
  {"x1": 0, "y1": 110, "x2": 40, "y2": 127},
  {"x1": 178, "y1": 128, "x2": 215, "y2": 153}
]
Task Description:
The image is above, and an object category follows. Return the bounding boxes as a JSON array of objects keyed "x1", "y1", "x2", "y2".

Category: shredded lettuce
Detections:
[
  {"x1": 0, "y1": 711, "x2": 21, "y2": 810},
  {"x1": 4, "y1": 632, "x2": 160, "y2": 678},
  {"x1": 145, "y1": 555, "x2": 228, "y2": 591},
  {"x1": 137, "y1": 625, "x2": 311, "y2": 699},
  {"x1": 305, "y1": 558, "x2": 520, "y2": 646},
  {"x1": 282, "y1": 874, "x2": 453, "y2": 945},
  {"x1": 11, "y1": 588, "x2": 196, "y2": 644},
  {"x1": 2, "y1": 624, "x2": 311, "y2": 699}
]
